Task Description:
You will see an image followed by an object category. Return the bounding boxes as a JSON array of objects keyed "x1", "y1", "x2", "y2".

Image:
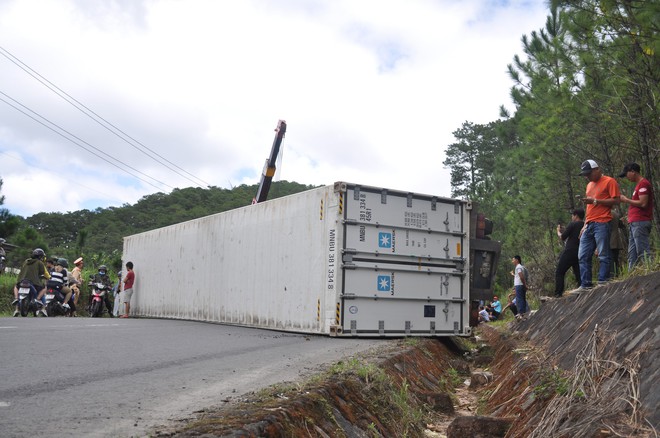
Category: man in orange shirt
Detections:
[{"x1": 577, "y1": 160, "x2": 620, "y2": 289}]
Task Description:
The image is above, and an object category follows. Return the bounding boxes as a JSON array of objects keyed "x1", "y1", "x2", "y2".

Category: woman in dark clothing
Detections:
[{"x1": 554, "y1": 208, "x2": 585, "y2": 296}]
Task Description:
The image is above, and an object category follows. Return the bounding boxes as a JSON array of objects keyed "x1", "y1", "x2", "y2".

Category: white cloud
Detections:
[{"x1": 0, "y1": 0, "x2": 548, "y2": 217}]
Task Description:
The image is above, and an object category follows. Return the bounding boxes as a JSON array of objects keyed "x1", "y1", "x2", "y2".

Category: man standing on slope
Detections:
[
  {"x1": 618, "y1": 162, "x2": 654, "y2": 269},
  {"x1": 577, "y1": 160, "x2": 620, "y2": 290},
  {"x1": 511, "y1": 255, "x2": 528, "y2": 319}
]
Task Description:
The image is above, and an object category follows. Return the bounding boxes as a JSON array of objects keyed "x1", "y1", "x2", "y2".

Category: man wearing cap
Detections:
[
  {"x1": 618, "y1": 163, "x2": 654, "y2": 268},
  {"x1": 70, "y1": 257, "x2": 84, "y2": 316},
  {"x1": 578, "y1": 159, "x2": 620, "y2": 289}
]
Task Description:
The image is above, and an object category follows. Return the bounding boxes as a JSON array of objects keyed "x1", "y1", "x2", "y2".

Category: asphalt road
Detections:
[{"x1": 0, "y1": 317, "x2": 389, "y2": 437}]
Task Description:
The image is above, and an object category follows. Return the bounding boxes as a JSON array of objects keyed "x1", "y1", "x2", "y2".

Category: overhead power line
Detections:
[
  {"x1": 0, "y1": 90, "x2": 170, "y2": 191},
  {"x1": 0, "y1": 45, "x2": 211, "y2": 188}
]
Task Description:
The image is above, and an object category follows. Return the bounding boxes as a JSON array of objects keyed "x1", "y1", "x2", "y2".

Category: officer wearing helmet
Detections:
[
  {"x1": 12, "y1": 248, "x2": 51, "y2": 316},
  {"x1": 89, "y1": 264, "x2": 114, "y2": 317}
]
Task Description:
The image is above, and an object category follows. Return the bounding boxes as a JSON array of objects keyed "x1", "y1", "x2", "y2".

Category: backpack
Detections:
[{"x1": 520, "y1": 265, "x2": 530, "y2": 286}]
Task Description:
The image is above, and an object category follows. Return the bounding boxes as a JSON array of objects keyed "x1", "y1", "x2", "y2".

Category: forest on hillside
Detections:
[{"x1": 1, "y1": 1, "x2": 658, "y2": 294}]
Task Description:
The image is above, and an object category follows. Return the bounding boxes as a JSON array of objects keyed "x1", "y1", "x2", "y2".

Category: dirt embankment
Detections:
[
  {"x1": 153, "y1": 272, "x2": 658, "y2": 437},
  {"x1": 483, "y1": 271, "x2": 659, "y2": 437}
]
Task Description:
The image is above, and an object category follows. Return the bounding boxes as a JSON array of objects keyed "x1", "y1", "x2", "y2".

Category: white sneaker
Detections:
[
  {"x1": 13, "y1": 309, "x2": 20, "y2": 317},
  {"x1": 63, "y1": 303, "x2": 70, "y2": 309},
  {"x1": 39, "y1": 309, "x2": 48, "y2": 317}
]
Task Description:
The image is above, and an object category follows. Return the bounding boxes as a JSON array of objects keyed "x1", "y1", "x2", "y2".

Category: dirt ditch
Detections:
[{"x1": 152, "y1": 272, "x2": 658, "y2": 437}]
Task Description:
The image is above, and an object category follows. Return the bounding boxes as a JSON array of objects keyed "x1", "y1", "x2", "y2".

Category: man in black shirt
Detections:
[{"x1": 554, "y1": 208, "x2": 585, "y2": 297}]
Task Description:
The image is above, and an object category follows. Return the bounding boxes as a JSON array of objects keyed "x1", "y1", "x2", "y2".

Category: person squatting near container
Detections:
[
  {"x1": 486, "y1": 295, "x2": 502, "y2": 320},
  {"x1": 120, "y1": 261, "x2": 135, "y2": 318},
  {"x1": 478, "y1": 305, "x2": 490, "y2": 323},
  {"x1": 554, "y1": 208, "x2": 584, "y2": 297},
  {"x1": 12, "y1": 248, "x2": 50, "y2": 316},
  {"x1": 511, "y1": 255, "x2": 528, "y2": 319},
  {"x1": 577, "y1": 160, "x2": 620, "y2": 289},
  {"x1": 503, "y1": 292, "x2": 518, "y2": 317},
  {"x1": 618, "y1": 162, "x2": 654, "y2": 269}
]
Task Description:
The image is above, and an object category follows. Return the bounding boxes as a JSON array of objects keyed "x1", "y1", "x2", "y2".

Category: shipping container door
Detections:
[{"x1": 339, "y1": 184, "x2": 469, "y2": 336}]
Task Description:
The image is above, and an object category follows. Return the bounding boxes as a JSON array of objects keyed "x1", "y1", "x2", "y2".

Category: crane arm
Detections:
[{"x1": 254, "y1": 120, "x2": 287, "y2": 204}]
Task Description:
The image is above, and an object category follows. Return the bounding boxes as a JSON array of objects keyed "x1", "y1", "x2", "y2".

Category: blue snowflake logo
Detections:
[
  {"x1": 377, "y1": 275, "x2": 391, "y2": 292},
  {"x1": 378, "y1": 232, "x2": 392, "y2": 248}
]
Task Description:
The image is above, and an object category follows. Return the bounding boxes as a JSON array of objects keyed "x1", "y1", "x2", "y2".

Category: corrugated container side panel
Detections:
[{"x1": 124, "y1": 186, "x2": 334, "y2": 334}]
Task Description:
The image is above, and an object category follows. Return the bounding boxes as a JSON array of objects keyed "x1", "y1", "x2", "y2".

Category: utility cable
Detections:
[
  {"x1": 0, "y1": 45, "x2": 211, "y2": 188},
  {"x1": 0, "y1": 91, "x2": 170, "y2": 191}
]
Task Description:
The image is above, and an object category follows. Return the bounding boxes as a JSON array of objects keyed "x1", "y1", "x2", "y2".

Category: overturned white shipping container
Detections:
[{"x1": 123, "y1": 182, "x2": 481, "y2": 336}]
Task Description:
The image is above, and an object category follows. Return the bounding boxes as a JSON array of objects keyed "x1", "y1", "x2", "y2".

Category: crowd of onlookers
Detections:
[{"x1": 479, "y1": 160, "x2": 654, "y2": 324}]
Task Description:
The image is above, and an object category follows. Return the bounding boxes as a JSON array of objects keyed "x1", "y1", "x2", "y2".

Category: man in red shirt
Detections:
[
  {"x1": 120, "y1": 261, "x2": 135, "y2": 318},
  {"x1": 578, "y1": 160, "x2": 621, "y2": 289},
  {"x1": 619, "y1": 163, "x2": 654, "y2": 268}
]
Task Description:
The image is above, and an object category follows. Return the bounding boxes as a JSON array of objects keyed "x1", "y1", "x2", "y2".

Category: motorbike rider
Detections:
[
  {"x1": 12, "y1": 248, "x2": 50, "y2": 316},
  {"x1": 88, "y1": 265, "x2": 114, "y2": 317},
  {"x1": 0, "y1": 238, "x2": 6, "y2": 275},
  {"x1": 37, "y1": 258, "x2": 73, "y2": 316},
  {"x1": 42, "y1": 258, "x2": 57, "y2": 306}
]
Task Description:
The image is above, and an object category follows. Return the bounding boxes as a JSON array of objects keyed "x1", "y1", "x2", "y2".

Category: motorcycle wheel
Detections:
[
  {"x1": 46, "y1": 302, "x2": 57, "y2": 317},
  {"x1": 90, "y1": 300, "x2": 102, "y2": 318},
  {"x1": 19, "y1": 298, "x2": 30, "y2": 317}
]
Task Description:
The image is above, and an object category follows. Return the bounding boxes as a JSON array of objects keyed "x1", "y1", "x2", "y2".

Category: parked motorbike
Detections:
[
  {"x1": 16, "y1": 279, "x2": 38, "y2": 317},
  {"x1": 44, "y1": 287, "x2": 71, "y2": 317},
  {"x1": 88, "y1": 282, "x2": 109, "y2": 317}
]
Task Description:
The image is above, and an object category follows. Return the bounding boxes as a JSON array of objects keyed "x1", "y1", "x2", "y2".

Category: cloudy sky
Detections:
[{"x1": 0, "y1": 0, "x2": 549, "y2": 218}]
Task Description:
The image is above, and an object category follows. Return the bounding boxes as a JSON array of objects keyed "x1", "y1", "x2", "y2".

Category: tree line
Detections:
[
  {"x1": 0, "y1": 180, "x2": 315, "y2": 271},
  {"x1": 443, "y1": 1, "x2": 659, "y2": 293}
]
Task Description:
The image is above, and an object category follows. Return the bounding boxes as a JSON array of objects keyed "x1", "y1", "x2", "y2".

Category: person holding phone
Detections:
[
  {"x1": 577, "y1": 160, "x2": 620, "y2": 289},
  {"x1": 554, "y1": 208, "x2": 584, "y2": 296}
]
